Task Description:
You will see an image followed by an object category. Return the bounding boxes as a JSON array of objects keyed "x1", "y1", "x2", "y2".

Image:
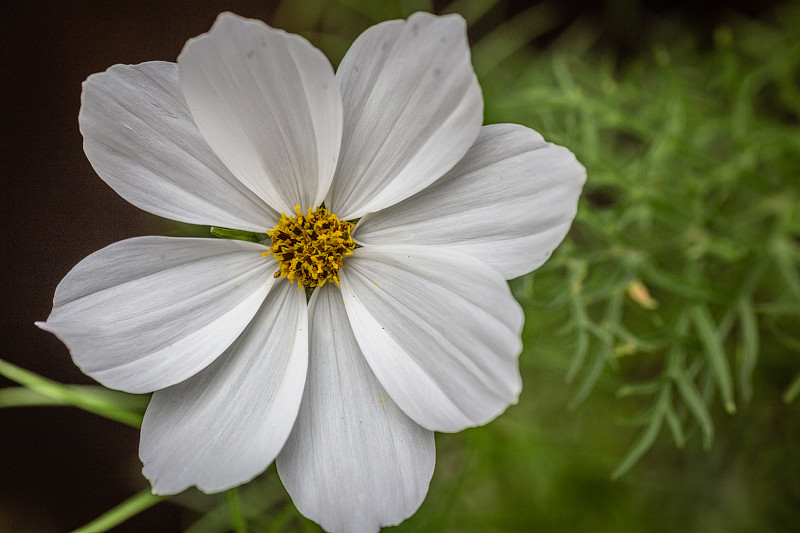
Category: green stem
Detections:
[
  {"x1": 0, "y1": 359, "x2": 145, "y2": 427},
  {"x1": 71, "y1": 488, "x2": 164, "y2": 533},
  {"x1": 227, "y1": 488, "x2": 248, "y2": 533}
]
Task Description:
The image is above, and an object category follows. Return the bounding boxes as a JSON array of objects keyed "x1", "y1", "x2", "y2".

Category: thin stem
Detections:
[
  {"x1": 0, "y1": 359, "x2": 144, "y2": 427},
  {"x1": 227, "y1": 488, "x2": 247, "y2": 533},
  {"x1": 71, "y1": 488, "x2": 163, "y2": 533}
]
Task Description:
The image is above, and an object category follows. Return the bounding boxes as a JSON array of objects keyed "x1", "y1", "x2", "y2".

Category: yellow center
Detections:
[{"x1": 264, "y1": 206, "x2": 355, "y2": 290}]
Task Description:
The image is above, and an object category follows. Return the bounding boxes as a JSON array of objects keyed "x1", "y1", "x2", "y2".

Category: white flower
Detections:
[{"x1": 37, "y1": 12, "x2": 585, "y2": 533}]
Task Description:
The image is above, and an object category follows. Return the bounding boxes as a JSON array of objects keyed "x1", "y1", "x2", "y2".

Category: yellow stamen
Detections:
[{"x1": 264, "y1": 206, "x2": 355, "y2": 290}]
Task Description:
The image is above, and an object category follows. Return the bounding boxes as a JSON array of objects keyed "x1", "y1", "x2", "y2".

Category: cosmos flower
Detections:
[{"x1": 38, "y1": 12, "x2": 585, "y2": 533}]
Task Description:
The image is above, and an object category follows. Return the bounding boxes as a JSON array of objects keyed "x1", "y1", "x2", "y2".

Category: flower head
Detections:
[
  {"x1": 266, "y1": 205, "x2": 356, "y2": 289},
  {"x1": 38, "y1": 12, "x2": 585, "y2": 532}
]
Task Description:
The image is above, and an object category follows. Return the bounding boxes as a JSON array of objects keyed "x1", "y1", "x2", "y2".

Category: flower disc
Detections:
[{"x1": 265, "y1": 206, "x2": 355, "y2": 289}]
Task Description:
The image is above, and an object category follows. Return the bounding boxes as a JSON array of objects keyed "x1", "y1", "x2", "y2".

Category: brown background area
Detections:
[{"x1": 1, "y1": 3, "x2": 284, "y2": 530}]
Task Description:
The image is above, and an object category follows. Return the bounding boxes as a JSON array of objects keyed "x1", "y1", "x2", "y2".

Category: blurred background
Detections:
[{"x1": 2, "y1": 0, "x2": 799, "y2": 531}]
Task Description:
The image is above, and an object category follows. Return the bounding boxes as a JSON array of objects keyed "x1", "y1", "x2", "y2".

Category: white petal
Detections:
[
  {"x1": 326, "y1": 13, "x2": 483, "y2": 220},
  {"x1": 80, "y1": 61, "x2": 276, "y2": 232},
  {"x1": 277, "y1": 284, "x2": 434, "y2": 533},
  {"x1": 37, "y1": 237, "x2": 274, "y2": 393},
  {"x1": 338, "y1": 245, "x2": 523, "y2": 433},
  {"x1": 140, "y1": 279, "x2": 308, "y2": 494},
  {"x1": 178, "y1": 12, "x2": 343, "y2": 213},
  {"x1": 355, "y1": 124, "x2": 586, "y2": 279}
]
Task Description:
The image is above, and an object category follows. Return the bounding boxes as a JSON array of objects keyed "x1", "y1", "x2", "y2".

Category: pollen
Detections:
[{"x1": 264, "y1": 206, "x2": 356, "y2": 290}]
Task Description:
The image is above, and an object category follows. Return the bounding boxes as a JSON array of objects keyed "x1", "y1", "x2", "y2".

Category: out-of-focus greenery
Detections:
[
  {"x1": 3, "y1": 0, "x2": 798, "y2": 531},
  {"x1": 487, "y1": 1, "x2": 800, "y2": 531},
  {"x1": 494, "y1": 0, "x2": 800, "y2": 464}
]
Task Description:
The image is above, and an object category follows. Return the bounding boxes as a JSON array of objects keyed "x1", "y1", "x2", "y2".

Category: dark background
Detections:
[{"x1": 0, "y1": 1, "x2": 789, "y2": 531}]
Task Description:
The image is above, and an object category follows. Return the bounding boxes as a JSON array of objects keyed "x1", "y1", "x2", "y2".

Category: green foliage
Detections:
[
  {"x1": 0, "y1": 359, "x2": 147, "y2": 427},
  {"x1": 492, "y1": 3, "x2": 800, "y2": 478}
]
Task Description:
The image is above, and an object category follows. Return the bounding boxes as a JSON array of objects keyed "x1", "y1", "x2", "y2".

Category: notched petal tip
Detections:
[
  {"x1": 144, "y1": 476, "x2": 188, "y2": 497},
  {"x1": 143, "y1": 469, "x2": 239, "y2": 496},
  {"x1": 407, "y1": 10, "x2": 467, "y2": 25}
]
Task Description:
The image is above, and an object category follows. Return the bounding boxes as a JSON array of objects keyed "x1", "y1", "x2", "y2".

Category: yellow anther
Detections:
[{"x1": 264, "y1": 206, "x2": 355, "y2": 290}]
